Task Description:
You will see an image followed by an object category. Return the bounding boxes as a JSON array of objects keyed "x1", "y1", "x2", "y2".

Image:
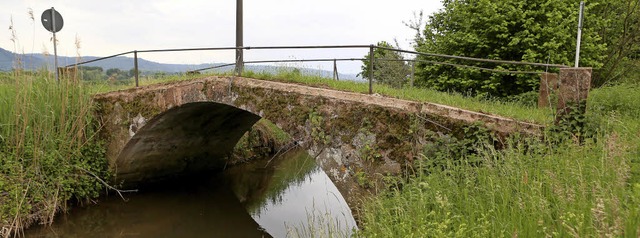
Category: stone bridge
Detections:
[{"x1": 93, "y1": 76, "x2": 542, "y2": 204}]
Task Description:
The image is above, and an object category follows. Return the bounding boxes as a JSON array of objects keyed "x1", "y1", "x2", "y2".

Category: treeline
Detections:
[
  {"x1": 76, "y1": 66, "x2": 178, "y2": 84},
  {"x1": 362, "y1": 0, "x2": 639, "y2": 98}
]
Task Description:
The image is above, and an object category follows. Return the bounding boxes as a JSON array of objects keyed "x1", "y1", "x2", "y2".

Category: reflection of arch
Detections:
[{"x1": 115, "y1": 102, "x2": 260, "y2": 185}]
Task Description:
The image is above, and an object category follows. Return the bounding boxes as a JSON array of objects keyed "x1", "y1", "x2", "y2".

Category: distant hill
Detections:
[{"x1": 0, "y1": 47, "x2": 360, "y2": 80}]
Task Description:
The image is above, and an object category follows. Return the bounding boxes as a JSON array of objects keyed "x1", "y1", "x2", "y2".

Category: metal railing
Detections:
[{"x1": 64, "y1": 44, "x2": 568, "y2": 94}]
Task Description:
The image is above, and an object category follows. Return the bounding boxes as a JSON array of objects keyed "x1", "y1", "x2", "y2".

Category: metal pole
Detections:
[
  {"x1": 235, "y1": 0, "x2": 243, "y2": 76},
  {"x1": 410, "y1": 60, "x2": 415, "y2": 87},
  {"x1": 574, "y1": 1, "x2": 584, "y2": 67},
  {"x1": 333, "y1": 59, "x2": 338, "y2": 80},
  {"x1": 134, "y1": 50, "x2": 139, "y2": 87},
  {"x1": 368, "y1": 45, "x2": 374, "y2": 94},
  {"x1": 51, "y1": 7, "x2": 59, "y2": 83}
]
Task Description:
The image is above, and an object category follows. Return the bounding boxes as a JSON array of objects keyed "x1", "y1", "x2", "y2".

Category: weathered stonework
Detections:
[
  {"x1": 92, "y1": 76, "x2": 543, "y2": 207},
  {"x1": 538, "y1": 73, "x2": 559, "y2": 108},
  {"x1": 557, "y1": 67, "x2": 592, "y2": 118}
]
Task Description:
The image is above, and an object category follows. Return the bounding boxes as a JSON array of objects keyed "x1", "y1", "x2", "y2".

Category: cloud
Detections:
[{"x1": 1, "y1": 0, "x2": 442, "y2": 73}]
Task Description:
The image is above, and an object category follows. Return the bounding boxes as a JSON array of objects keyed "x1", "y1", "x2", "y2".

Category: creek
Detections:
[{"x1": 25, "y1": 149, "x2": 356, "y2": 237}]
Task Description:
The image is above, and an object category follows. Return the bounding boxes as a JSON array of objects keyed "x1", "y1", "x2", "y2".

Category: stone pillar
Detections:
[
  {"x1": 556, "y1": 67, "x2": 592, "y2": 121},
  {"x1": 537, "y1": 73, "x2": 558, "y2": 108}
]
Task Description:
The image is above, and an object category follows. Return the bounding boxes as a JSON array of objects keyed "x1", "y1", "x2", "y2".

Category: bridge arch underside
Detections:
[{"x1": 115, "y1": 102, "x2": 261, "y2": 186}]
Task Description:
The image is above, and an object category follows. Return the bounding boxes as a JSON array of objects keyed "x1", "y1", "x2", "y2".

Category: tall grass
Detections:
[
  {"x1": 0, "y1": 71, "x2": 107, "y2": 237},
  {"x1": 358, "y1": 136, "x2": 639, "y2": 237},
  {"x1": 356, "y1": 84, "x2": 640, "y2": 237}
]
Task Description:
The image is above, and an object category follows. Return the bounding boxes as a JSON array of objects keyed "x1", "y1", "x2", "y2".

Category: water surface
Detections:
[{"x1": 25, "y1": 149, "x2": 355, "y2": 237}]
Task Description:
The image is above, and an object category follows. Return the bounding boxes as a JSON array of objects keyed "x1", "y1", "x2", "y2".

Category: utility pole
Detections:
[{"x1": 235, "y1": 0, "x2": 243, "y2": 76}]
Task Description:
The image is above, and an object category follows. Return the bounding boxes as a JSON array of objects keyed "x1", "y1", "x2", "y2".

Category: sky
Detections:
[{"x1": 1, "y1": 0, "x2": 442, "y2": 74}]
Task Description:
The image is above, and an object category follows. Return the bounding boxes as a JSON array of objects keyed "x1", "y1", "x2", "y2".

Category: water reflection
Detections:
[
  {"x1": 225, "y1": 149, "x2": 357, "y2": 237},
  {"x1": 24, "y1": 149, "x2": 356, "y2": 237},
  {"x1": 24, "y1": 175, "x2": 271, "y2": 237}
]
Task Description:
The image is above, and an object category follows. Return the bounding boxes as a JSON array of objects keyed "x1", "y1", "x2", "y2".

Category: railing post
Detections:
[
  {"x1": 410, "y1": 60, "x2": 415, "y2": 87},
  {"x1": 333, "y1": 59, "x2": 339, "y2": 81},
  {"x1": 537, "y1": 72, "x2": 558, "y2": 108},
  {"x1": 134, "y1": 50, "x2": 139, "y2": 88},
  {"x1": 556, "y1": 67, "x2": 592, "y2": 122},
  {"x1": 369, "y1": 44, "x2": 374, "y2": 94},
  {"x1": 235, "y1": 0, "x2": 243, "y2": 77}
]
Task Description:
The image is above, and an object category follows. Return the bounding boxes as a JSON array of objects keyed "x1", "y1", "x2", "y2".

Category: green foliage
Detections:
[
  {"x1": 588, "y1": 83, "x2": 640, "y2": 119},
  {"x1": 0, "y1": 72, "x2": 108, "y2": 233},
  {"x1": 414, "y1": 0, "x2": 631, "y2": 96},
  {"x1": 357, "y1": 81, "x2": 640, "y2": 236},
  {"x1": 592, "y1": 1, "x2": 640, "y2": 86},
  {"x1": 355, "y1": 171, "x2": 373, "y2": 189},
  {"x1": 308, "y1": 109, "x2": 330, "y2": 145},
  {"x1": 231, "y1": 119, "x2": 292, "y2": 161},
  {"x1": 359, "y1": 41, "x2": 411, "y2": 88},
  {"x1": 420, "y1": 123, "x2": 496, "y2": 174},
  {"x1": 358, "y1": 129, "x2": 639, "y2": 237}
]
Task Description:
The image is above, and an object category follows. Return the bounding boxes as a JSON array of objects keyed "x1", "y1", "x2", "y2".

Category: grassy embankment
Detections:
[
  {"x1": 356, "y1": 83, "x2": 640, "y2": 237},
  {"x1": 0, "y1": 71, "x2": 107, "y2": 237}
]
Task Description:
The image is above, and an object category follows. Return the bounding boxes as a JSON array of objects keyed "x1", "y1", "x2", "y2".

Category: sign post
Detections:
[
  {"x1": 41, "y1": 8, "x2": 64, "y2": 83},
  {"x1": 574, "y1": 1, "x2": 584, "y2": 67}
]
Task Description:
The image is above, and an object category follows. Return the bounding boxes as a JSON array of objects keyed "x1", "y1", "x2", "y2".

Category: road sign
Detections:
[
  {"x1": 41, "y1": 8, "x2": 63, "y2": 33},
  {"x1": 41, "y1": 7, "x2": 63, "y2": 83}
]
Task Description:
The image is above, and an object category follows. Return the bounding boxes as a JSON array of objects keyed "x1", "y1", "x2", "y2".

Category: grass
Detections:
[
  {"x1": 242, "y1": 70, "x2": 553, "y2": 125},
  {"x1": 355, "y1": 83, "x2": 640, "y2": 237},
  {"x1": 83, "y1": 68, "x2": 553, "y2": 125},
  {"x1": 0, "y1": 71, "x2": 107, "y2": 237},
  {"x1": 286, "y1": 204, "x2": 356, "y2": 238}
]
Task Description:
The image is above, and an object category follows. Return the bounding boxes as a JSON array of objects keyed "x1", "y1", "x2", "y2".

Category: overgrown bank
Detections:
[
  {"x1": 0, "y1": 72, "x2": 108, "y2": 237},
  {"x1": 356, "y1": 84, "x2": 640, "y2": 237}
]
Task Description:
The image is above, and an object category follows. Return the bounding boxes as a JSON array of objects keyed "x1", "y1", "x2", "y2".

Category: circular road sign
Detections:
[{"x1": 41, "y1": 8, "x2": 64, "y2": 33}]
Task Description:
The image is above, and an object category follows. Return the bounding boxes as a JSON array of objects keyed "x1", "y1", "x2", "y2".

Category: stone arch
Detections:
[{"x1": 114, "y1": 102, "x2": 261, "y2": 185}]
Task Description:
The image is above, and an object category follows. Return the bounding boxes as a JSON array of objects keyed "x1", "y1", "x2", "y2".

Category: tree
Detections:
[
  {"x1": 359, "y1": 41, "x2": 410, "y2": 88},
  {"x1": 412, "y1": 0, "x2": 630, "y2": 97},
  {"x1": 105, "y1": 68, "x2": 122, "y2": 77},
  {"x1": 591, "y1": 0, "x2": 640, "y2": 86},
  {"x1": 78, "y1": 66, "x2": 104, "y2": 81}
]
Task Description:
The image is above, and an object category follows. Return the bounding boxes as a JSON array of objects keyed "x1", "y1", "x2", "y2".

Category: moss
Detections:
[
  {"x1": 119, "y1": 92, "x2": 163, "y2": 119},
  {"x1": 230, "y1": 119, "x2": 294, "y2": 163}
]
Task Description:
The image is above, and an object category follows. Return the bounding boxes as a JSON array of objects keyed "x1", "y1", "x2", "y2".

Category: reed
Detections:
[{"x1": 0, "y1": 70, "x2": 107, "y2": 237}]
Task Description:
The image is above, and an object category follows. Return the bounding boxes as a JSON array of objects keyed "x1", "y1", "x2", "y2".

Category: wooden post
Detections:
[
  {"x1": 537, "y1": 73, "x2": 558, "y2": 108},
  {"x1": 556, "y1": 67, "x2": 592, "y2": 121},
  {"x1": 57, "y1": 67, "x2": 77, "y2": 82}
]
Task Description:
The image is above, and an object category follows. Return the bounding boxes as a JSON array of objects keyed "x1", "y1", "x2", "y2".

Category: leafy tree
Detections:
[
  {"x1": 592, "y1": 0, "x2": 640, "y2": 85},
  {"x1": 77, "y1": 66, "x2": 105, "y2": 81},
  {"x1": 359, "y1": 41, "x2": 410, "y2": 88},
  {"x1": 412, "y1": 0, "x2": 629, "y2": 97},
  {"x1": 105, "y1": 68, "x2": 122, "y2": 77}
]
